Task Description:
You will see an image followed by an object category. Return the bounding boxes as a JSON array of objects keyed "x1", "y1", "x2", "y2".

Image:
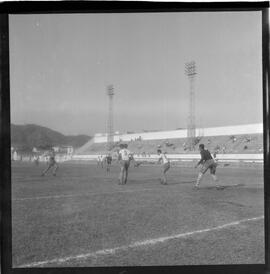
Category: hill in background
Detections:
[{"x1": 11, "y1": 124, "x2": 91, "y2": 151}]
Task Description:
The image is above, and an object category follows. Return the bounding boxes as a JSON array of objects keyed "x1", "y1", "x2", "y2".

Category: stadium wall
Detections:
[{"x1": 93, "y1": 123, "x2": 263, "y2": 144}]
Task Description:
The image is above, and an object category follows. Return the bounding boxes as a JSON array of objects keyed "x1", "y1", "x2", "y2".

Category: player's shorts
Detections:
[
  {"x1": 163, "y1": 162, "x2": 170, "y2": 172},
  {"x1": 48, "y1": 159, "x2": 57, "y2": 166},
  {"x1": 200, "y1": 159, "x2": 217, "y2": 174},
  {"x1": 120, "y1": 160, "x2": 130, "y2": 170}
]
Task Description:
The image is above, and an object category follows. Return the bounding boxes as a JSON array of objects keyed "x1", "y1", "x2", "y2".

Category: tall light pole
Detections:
[
  {"x1": 185, "y1": 61, "x2": 197, "y2": 150},
  {"x1": 107, "y1": 85, "x2": 114, "y2": 152}
]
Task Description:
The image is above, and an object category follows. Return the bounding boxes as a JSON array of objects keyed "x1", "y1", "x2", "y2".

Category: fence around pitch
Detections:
[{"x1": 72, "y1": 153, "x2": 263, "y2": 163}]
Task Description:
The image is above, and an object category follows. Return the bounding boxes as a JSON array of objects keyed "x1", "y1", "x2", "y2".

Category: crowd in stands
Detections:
[{"x1": 79, "y1": 133, "x2": 263, "y2": 155}]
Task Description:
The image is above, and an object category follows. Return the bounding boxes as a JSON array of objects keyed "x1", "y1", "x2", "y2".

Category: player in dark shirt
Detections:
[
  {"x1": 105, "y1": 154, "x2": 112, "y2": 172},
  {"x1": 194, "y1": 144, "x2": 222, "y2": 189},
  {"x1": 42, "y1": 149, "x2": 59, "y2": 176},
  {"x1": 34, "y1": 155, "x2": 39, "y2": 166}
]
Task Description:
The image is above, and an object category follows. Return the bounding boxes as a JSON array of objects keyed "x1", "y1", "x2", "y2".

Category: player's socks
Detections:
[{"x1": 196, "y1": 172, "x2": 203, "y2": 185}]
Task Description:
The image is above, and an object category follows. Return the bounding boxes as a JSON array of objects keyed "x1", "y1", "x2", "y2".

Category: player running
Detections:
[
  {"x1": 157, "y1": 149, "x2": 170, "y2": 185},
  {"x1": 118, "y1": 144, "x2": 132, "y2": 185},
  {"x1": 41, "y1": 149, "x2": 58, "y2": 176},
  {"x1": 194, "y1": 144, "x2": 222, "y2": 189}
]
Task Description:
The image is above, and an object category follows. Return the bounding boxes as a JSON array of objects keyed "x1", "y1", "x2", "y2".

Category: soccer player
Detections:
[
  {"x1": 118, "y1": 144, "x2": 132, "y2": 185},
  {"x1": 100, "y1": 155, "x2": 105, "y2": 169},
  {"x1": 97, "y1": 155, "x2": 101, "y2": 167},
  {"x1": 105, "y1": 153, "x2": 112, "y2": 172},
  {"x1": 41, "y1": 149, "x2": 58, "y2": 176},
  {"x1": 34, "y1": 155, "x2": 39, "y2": 166},
  {"x1": 157, "y1": 149, "x2": 170, "y2": 185},
  {"x1": 128, "y1": 152, "x2": 136, "y2": 168},
  {"x1": 194, "y1": 144, "x2": 222, "y2": 189}
]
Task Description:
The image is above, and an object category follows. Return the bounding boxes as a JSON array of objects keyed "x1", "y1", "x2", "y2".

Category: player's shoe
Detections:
[
  {"x1": 193, "y1": 185, "x2": 199, "y2": 190},
  {"x1": 216, "y1": 185, "x2": 224, "y2": 190},
  {"x1": 159, "y1": 179, "x2": 168, "y2": 185}
]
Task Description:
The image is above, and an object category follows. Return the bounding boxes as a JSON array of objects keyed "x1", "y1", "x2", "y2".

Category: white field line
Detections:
[
  {"x1": 17, "y1": 215, "x2": 264, "y2": 268},
  {"x1": 13, "y1": 188, "x2": 160, "y2": 201}
]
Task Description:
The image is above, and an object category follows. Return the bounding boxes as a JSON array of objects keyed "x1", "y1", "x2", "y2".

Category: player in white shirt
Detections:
[
  {"x1": 97, "y1": 155, "x2": 103, "y2": 167},
  {"x1": 157, "y1": 149, "x2": 170, "y2": 185},
  {"x1": 118, "y1": 144, "x2": 132, "y2": 185},
  {"x1": 100, "y1": 155, "x2": 105, "y2": 169}
]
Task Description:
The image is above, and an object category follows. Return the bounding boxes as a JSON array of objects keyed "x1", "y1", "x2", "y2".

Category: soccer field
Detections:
[{"x1": 12, "y1": 161, "x2": 264, "y2": 267}]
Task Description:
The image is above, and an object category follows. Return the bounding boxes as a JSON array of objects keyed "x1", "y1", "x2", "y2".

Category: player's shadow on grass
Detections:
[
  {"x1": 217, "y1": 200, "x2": 247, "y2": 207},
  {"x1": 168, "y1": 180, "x2": 195, "y2": 185},
  {"x1": 125, "y1": 179, "x2": 154, "y2": 185},
  {"x1": 126, "y1": 179, "x2": 191, "y2": 185},
  {"x1": 204, "y1": 183, "x2": 245, "y2": 190}
]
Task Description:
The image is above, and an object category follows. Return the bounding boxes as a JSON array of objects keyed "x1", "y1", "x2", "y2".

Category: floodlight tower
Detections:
[
  {"x1": 185, "y1": 61, "x2": 197, "y2": 150},
  {"x1": 106, "y1": 85, "x2": 114, "y2": 152}
]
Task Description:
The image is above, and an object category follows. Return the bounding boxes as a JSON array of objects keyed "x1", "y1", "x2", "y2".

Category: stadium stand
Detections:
[
  {"x1": 74, "y1": 123, "x2": 263, "y2": 158},
  {"x1": 75, "y1": 133, "x2": 263, "y2": 155}
]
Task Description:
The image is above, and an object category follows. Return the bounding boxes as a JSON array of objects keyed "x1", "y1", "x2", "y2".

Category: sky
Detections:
[{"x1": 9, "y1": 11, "x2": 262, "y2": 136}]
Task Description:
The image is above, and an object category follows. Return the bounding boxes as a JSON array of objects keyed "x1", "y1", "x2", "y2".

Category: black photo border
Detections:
[{"x1": 1, "y1": 1, "x2": 269, "y2": 274}]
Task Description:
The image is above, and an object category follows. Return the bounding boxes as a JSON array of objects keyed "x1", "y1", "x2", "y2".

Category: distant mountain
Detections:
[{"x1": 11, "y1": 124, "x2": 91, "y2": 151}]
